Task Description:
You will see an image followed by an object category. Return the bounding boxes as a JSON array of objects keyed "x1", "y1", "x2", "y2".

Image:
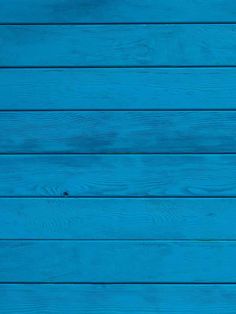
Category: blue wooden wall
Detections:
[{"x1": 1, "y1": 1, "x2": 236, "y2": 312}]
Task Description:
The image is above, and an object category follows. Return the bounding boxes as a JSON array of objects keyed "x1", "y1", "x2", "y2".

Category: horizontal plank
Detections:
[
  {"x1": 1, "y1": 25, "x2": 236, "y2": 66},
  {"x1": 2, "y1": 155, "x2": 236, "y2": 196},
  {"x1": 1, "y1": 68, "x2": 236, "y2": 110},
  {"x1": 1, "y1": 240, "x2": 236, "y2": 282},
  {"x1": 0, "y1": 0, "x2": 236, "y2": 23},
  {"x1": 1, "y1": 198, "x2": 236, "y2": 239},
  {"x1": 2, "y1": 111, "x2": 236, "y2": 153},
  {"x1": 1, "y1": 284, "x2": 236, "y2": 313}
]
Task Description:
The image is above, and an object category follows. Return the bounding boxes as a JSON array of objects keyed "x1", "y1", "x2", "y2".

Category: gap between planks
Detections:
[
  {"x1": 2, "y1": 65, "x2": 236, "y2": 69},
  {"x1": 2, "y1": 22, "x2": 236, "y2": 25},
  {"x1": 2, "y1": 109, "x2": 236, "y2": 112},
  {"x1": 2, "y1": 282, "x2": 236, "y2": 285}
]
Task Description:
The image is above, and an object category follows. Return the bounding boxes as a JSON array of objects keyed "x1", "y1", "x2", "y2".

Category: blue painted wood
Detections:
[
  {"x1": 2, "y1": 68, "x2": 236, "y2": 110},
  {"x1": 1, "y1": 155, "x2": 236, "y2": 197},
  {"x1": 0, "y1": 0, "x2": 236, "y2": 23},
  {"x1": 1, "y1": 0, "x2": 235, "y2": 305},
  {"x1": 1, "y1": 1, "x2": 236, "y2": 312},
  {"x1": 1, "y1": 25, "x2": 236, "y2": 66},
  {"x1": 2, "y1": 111, "x2": 236, "y2": 153},
  {"x1": 1, "y1": 198, "x2": 236, "y2": 239},
  {"x1": 1, "y1": 284, "x2": 236, "y2": 313},
  {"x1": 1, "y1": 240, "x2": 236, "y2": 282}
]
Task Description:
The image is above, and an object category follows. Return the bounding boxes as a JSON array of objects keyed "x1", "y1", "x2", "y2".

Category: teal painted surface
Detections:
[
  {"x1": 1, "y1": 68, "x2": 236, "y2": 110},
  {"x1": 1, "y1": 240, "x2": 236, "y2": 282},
  {"x1": 1, "y1": 284, "x2": 236, "y2": 313},
  {"x1": 2, "y1": 25, "x2": 236, "y2": 66},
  {"x1": 1, "y1": 1, "x2": 236, "y2": 313},
  {"x1": 1, "y1": 198, "x2": 236, "y2": 239},
  {"x1": 1, "y1": 155, "x2": 236, "y2": 196},
  {"x1": 0, "y1": 0, "x2": 236, "y2": 23},
  {"x1": 2, "y1": 111, "x2": 236, "y2": 153}
]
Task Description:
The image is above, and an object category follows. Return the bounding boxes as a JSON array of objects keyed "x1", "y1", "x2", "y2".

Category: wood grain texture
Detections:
[
  {"x1": 2, "y1": 0, "x2": 236, "y2": 309},
  {"x1": 1, "y1": 240, "x2": 236, "y2": 282},
  {"x1": 1, "y1": 25, "x2": 236, "y2": 66},
  {"x1": 2, "y1": 111, "x2": 236, "y2": 153},
  {"x1": 1, "y1": 284, "x2": 236, "y2": 313},
  {"x1": 0, "y1": 0, "x2": 236, "y2": 23},
  {"x1": 2, "y1": 155, "x2": 236, "y2": 196},
  {"x1": 2, "y1": 68, "x2": 236, "y2": 110},
  {"x1": 1, "y1": 198, "x2": 236, "y2": 239}
]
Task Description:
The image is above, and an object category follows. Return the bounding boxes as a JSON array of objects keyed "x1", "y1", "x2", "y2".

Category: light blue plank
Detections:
[
  {"x1": 1, "y1": 68, "x2": 236, "y2": 110},
  {"x1": 1, "y1": 198, "x2": 236, "y2": 239},
  {"x1": 1, "y1": 155, "x2": 236, "y2": 196},
  {"x1": 1, "y1": 284, "x2": 236, "y2": 313},
  {"x1": 2, "y1": 111, "x2": 236, "y2": 153},
  {"x1": 1, "y1": 240, "x2": 236, "y2": 282},
  {"x1": 1, "y1": 25, "x2": 236, "y2": 66},
  {"x1": 0, "y1": 0, "x2": 235, "y2": 23}
]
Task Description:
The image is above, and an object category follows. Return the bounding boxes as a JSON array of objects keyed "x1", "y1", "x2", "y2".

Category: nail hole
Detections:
[{"x1": 63, "y1": 192, "x2": 69, "y2": 197}]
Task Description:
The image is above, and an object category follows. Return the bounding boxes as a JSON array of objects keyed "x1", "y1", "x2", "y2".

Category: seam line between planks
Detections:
[
  {"x1": 1, "y1": 152, "x2": 236, "y2": 155},
  {"x1": 1, "y1": 239, "x2": 236, "y2": 241},
  {"x1": 2, "y1": 66, "x2": 236, "y2": 70},
  {"x1": 2, "y1": 109, "x2": 236, "y2": 112},
  {"x1": 1, "y1": 22, "x2": 236, "y2": 26},
  {"x1": 1, "y1": 196, "x2": 236, "y2": 199},
  {"x1": 1, "y1": 282, "x2": 236, "y2": 285},
  {"x1": 2, "y1": 65, "x2": 236, "y2": 69},
  {"x1": 1, "y1": 153, "x2": 236, "y2": 155}
]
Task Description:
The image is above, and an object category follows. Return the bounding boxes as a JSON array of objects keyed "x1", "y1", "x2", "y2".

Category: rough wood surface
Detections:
[
  {"x1": 1, "y1": 154, "x2": 236, "y2": 196},
  {"x1": 0, "y1": 0, "x2": 236, "y2": 23},
  {"x1": 1, "y1": 284, "x2": 236, "y2": 313},
  {"x1": 1, "y1": 198, "x2": 236, "y2": 239},
  {"x1": 1, "y1": 25, "x2": 236, "y2": 66},
  {"x1": 2, "y1": 111, "x2": 236, "y2": 153},
  {"x1": 1, "y1": 68, "x2": 236, "y2": 109},
  {"x1": 1, "y1": 240, "x2": 236, "y2": 282}
]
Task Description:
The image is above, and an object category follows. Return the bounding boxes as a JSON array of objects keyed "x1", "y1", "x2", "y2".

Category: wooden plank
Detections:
[
  {"x1": 0, "y1": 0, "x2": 236, "y2": 23},
  {"x1": 1, "y1": 68, "x2": 236, "y2": 110},
  {"x1": 1, "y1": 198, "x2": 236, "y2": 239},
  {"x1": 2, "y1": 155, "x2": 236, "y2": 197},
  {"x1": 2, "y1": 111, "x2": 236, "y2": 153},
  {"x1": 1, "y1": 240, "x2": 236, "y2": 282},
  {"x1": 1, "y1": 284, "x2": 236, "y2": 313},
  {"x1": 1, "y1": 25, "x2": 236, "y2": 66}
]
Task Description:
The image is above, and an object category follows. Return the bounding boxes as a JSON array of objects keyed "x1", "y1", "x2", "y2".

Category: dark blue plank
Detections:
[
  {"x1": 0, "y1": 0, "x2": 236, "y2": 23},
  {"x1": 1, "y1": 198, "x2": 236, "y2": 239},
  {"x1": 2, "y1": 68, "x2": 236, "y2": 110},
  {"x1": 1, "y1": 155, "x2": 236, "y2": 196},
  {"x1": 1, "y1": 111, "x2": 236, "y2": 153},
  {"x1": 1, "y1": 240, "x2": 236, "y2": 282},
  {"x1": 1, "y1": 284, "x2": 236, "y2": 313},
  {"x1": 1, "y1": 25, "x2": 236, "y2": 66}
]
